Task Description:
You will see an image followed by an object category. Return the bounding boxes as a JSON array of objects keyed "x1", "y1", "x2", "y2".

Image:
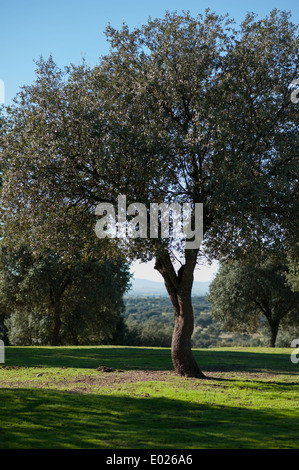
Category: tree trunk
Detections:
[
  {"x1": 155, "y1": 252, "x2": 206, "y2": 378},
  {"x1": 171, "y1": 294, "x2": 205, "y2": 377},
  {"x1": 48, "y1": 272, "x2": 71, "y2": 347},
  {"x1": 51, "y1": 301, "x2": 62, "y2": 346},
  {"x1": 269, "y1": 321, "x2": 279, "y2": 348}
]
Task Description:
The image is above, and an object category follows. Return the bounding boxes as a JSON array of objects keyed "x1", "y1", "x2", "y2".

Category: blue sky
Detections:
[
  {"x1": 1, "y1": 0, "x2": 298, "y2": 106},
  {"x1": 0, "y1": 0, "x2": 298, "y2": 281}
]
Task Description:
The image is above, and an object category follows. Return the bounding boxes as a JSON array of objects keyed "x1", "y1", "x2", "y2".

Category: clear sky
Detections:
[
  {"x1": 1, "y1": 0, "x2": 298, "y2": 106},
  {"x1": 0, "y1": 0, "x2": 298, "y2": 281}
]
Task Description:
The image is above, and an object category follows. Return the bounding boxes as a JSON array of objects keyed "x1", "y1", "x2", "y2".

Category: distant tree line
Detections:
[
  {"x1": 2, "y1": 253, "x2": 297, "y2": 349},
  {"x1": 1, "y1": 241, "x2": 297, "y2": 349},
  {"x1": 123, "y1": 296, "x2": 263, "y2": 348},
  {"x1": 124, "y1": 267, "x2": 299, "y2": 348}
]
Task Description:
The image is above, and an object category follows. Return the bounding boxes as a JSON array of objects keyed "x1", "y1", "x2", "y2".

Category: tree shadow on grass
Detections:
[
  {"x1": 0, "y1": 388, "x2": 298, "y2": 449},
  {"x1": 5, "y1": 346, "x2": 173, "y2": 370},
  {"x1": 194, "y1": 349, "x2": 298, "y2": 375},
  {"x1": 4, "y1": 346, "x2": 297, "y2": 375}
]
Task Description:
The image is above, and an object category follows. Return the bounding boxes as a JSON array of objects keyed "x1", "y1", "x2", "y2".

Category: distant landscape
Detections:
[
  {"x1": 127, "y1": 278, "x2": 211, "y2": 297},
  {"x1": 123, "y1": 293, "x2": 265, "y2": 349}
]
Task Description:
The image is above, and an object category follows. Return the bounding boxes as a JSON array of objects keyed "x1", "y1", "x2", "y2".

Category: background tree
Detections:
[
  {"x1": 208, "y1": 261, "x2": 299, "y2": 347},
  {"x1": 0, "y1": 246, "x2": 131, "y2": 346},
  {"x1": 122, "y1": 319, "x2": 173, "y2": 347},
  {"x1": 285, "y1": 245, "x2": 299, "y2": 293},
  {"x1": 0, "y1": 10, "x2": 298, "y2": 376}
]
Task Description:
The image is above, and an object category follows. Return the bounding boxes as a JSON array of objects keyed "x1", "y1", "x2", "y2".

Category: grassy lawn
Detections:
[{"x1": 0, "y1": 346, "x2": 298, "y2": 449}]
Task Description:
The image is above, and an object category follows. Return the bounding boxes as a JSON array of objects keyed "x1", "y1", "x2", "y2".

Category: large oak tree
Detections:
[{"x1": 0, "y1": 10, "x2": 298, "y2": 376}]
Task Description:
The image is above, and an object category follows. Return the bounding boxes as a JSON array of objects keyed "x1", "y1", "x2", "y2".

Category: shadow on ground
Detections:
[
  {"x1": 0, "y1": 387, "x2": 297, "y2": 449},
  {"x1": 4, "y1": 346, "x2": 297, "y2": 375}
]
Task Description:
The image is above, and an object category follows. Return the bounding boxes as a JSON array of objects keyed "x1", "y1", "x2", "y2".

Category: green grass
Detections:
[{"x1": 0, "y1": 346, "x2": 298, "y2": 449}]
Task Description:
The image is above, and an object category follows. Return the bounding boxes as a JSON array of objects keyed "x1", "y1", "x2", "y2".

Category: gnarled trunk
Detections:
[
  {"x1": 155, "y1": 251, "x2": 206, "y2": 378},
  {"x1": 171, "y1": 294, "x2": 205, "y2": 377}
]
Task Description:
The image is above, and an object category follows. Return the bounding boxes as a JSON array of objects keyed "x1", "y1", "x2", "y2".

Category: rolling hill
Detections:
[{"x1": 127, "y1": 278, "x2": 210, "y2": 297}]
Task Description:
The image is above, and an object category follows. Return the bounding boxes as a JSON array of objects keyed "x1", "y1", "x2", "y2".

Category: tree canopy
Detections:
[
  {"x1": 0, "y1": 246, "x2": 131, "y2": 346},
  {"x1": 208, "y1": 260, "x2": 299, "y2": 347}
]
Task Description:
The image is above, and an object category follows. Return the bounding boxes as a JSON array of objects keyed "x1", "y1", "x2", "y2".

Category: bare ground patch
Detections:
[
  {"x1": 0, "y1": 367, "x2": 297, "y2": 394},
  {"x1": 0, "y1": 369, "x2": 177, "y2": 393}
]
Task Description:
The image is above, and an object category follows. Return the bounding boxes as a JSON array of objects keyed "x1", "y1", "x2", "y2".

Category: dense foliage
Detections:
[
  {"x1": 208, "y1": 261, "x2": 299, "y2": 347},
  {"x1": 0, "y1": 247, "x2": 131, "y2": 346}
]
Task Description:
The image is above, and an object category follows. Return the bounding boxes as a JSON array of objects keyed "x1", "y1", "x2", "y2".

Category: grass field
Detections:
[{"x1": 0, "y1": 346, "x2": 298, "y2": 449}]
